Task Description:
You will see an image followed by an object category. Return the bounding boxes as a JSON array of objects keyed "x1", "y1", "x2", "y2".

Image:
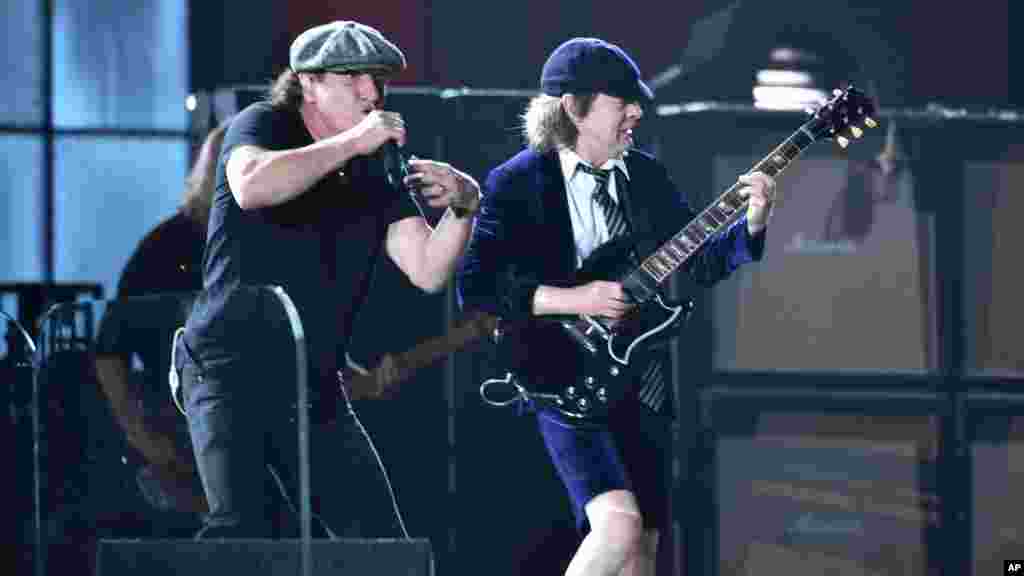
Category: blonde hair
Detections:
[
  {"x1": 521, "y1": 93, "x2": 596, "y2": 153},
  {"x1": 181, "y1": 121, "x2": 229, "y2": 225}
]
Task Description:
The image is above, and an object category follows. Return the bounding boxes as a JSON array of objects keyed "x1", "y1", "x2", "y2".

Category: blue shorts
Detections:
[{"x1": 536, "y1": 400, "x2": 671, "y2": 534}]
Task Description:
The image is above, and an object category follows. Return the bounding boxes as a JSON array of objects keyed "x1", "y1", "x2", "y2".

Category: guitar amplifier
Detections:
[
  {"x1": 699, "y1": 386, "x2": 943, "y2": 576},
  {"x1": 968, "y1": 394, "x2": 1024, "y2": 576},
  {"x1": 95, "y1": 538, "x2": 434, "y2": 576}
]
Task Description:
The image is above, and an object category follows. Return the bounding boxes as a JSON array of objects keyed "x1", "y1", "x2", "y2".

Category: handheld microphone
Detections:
[{"x1": 379, "y1": 140, "x2": 410, "y2": 191}]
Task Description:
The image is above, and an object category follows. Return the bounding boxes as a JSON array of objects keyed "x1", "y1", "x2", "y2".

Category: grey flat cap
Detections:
[{"x1": 289, "y1": 21, "x2": 406, "y2": 74}]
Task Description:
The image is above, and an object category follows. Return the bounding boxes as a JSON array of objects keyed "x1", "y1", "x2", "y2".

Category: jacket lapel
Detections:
[
  {"x1": 535, "y1": 151, "x2": 577, "y2": 274},
  {"x1": 529, "y1": 151, "x2": 663, "y2": 275}
]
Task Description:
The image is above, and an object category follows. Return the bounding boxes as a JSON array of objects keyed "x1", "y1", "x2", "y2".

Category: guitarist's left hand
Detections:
[{"x1": 738, "y1": 171, "x2": 776, "y2": 235}]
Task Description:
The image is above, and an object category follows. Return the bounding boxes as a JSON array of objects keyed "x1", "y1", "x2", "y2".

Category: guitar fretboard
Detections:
[{"x1": 627, "y1": 122, "x2": 818, "y2": 289}]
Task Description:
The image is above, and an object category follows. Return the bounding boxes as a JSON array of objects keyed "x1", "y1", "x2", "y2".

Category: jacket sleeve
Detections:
[
  {"x1": 456, "y1": 165, "x2": 543, "y2": 323},
  {"x1": 685, "y1": 216, "x2": 766, "y2": 286}
]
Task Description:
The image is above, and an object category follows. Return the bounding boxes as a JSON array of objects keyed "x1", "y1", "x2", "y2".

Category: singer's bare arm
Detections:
[
  {"x1": 226, "y1": 110, "x2": 404, "y2": 210},
  {"x1": 226, "y1": 140, "x2": 358, "y2": 210},
  {"x1": 386, "y1": 160, "x2": 480, "y2": 293}
]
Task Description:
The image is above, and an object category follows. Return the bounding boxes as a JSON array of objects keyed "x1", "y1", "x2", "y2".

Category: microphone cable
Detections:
[{"x1": 337, "y1": 370, "x2": 411, "y2": 540}]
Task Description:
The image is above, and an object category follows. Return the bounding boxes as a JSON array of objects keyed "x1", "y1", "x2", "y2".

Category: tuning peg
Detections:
[
  {"x1": 850, "y1": 126, "x2": 864, "y2": 138},
  {"x1": 836, "y1": 136, "x2": 850, "y2": 149},
  {"x1": 833, "y1": 88, "x2": 843, "y2": 97},
  {"x1": 864, "y1": 117, "x2": 878, "y2": 129}
]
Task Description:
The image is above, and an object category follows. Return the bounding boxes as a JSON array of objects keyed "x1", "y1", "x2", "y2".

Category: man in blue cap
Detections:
[
  {"x1": 177, "y1": 20, "x2": 481, "y2": 538},
  {"x1": 458, "y1": 38, "x2": 776, "y2": 575}
]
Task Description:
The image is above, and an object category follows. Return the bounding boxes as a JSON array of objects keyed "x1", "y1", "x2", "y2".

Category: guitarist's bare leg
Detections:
[
  {"x1": 566, "y1": 490, "x2": 645, "y2": 576},
  {"x1": 621, "y1": 530, "x2": 658, "y2": 576},
  {"x1": 537, "y1": 401, "x2": 669, "y2": 576},
  {"x1": 566, "y1": 493, "x2": 659, "y2": 576}
]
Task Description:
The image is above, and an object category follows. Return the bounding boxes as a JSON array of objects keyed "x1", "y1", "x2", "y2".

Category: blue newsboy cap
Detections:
[{"x1": 540, "y1": 38, "x2": 653, "y2": 103}]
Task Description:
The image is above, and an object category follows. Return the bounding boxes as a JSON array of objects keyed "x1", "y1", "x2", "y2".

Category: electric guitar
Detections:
[{"x1": 494, "y1": 86, "x2": 878, "y2": 422}]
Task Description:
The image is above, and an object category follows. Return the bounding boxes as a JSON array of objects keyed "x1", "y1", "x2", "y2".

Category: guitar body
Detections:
[
  {"x1": 568, "y1": 235, "x2": 694, "y2": 362},
  {"x1": 500, "y1": 234, "x2": 695, "y2": 423}
]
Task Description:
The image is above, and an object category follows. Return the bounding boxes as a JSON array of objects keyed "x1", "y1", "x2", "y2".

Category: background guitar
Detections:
[{"x1": 342, "y1": 309, "x2": 499, "y2": 400}]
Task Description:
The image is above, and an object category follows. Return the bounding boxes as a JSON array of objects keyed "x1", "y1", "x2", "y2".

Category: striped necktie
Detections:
[
  {"x1": 576, "y1": 162, "x2": 667, "y2": 414},
  {"x1": 577, "y1": 164, "x2": 630, "y2": 239}
]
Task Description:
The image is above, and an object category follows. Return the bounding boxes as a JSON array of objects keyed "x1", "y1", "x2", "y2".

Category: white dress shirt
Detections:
[{"x1": 558, "y1": 147, "x2": 630, "y2": 269}]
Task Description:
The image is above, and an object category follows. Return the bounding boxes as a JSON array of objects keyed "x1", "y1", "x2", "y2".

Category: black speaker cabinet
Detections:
[
  {"x1": 967, "y1": 390, "x2": 1024, "y2": 576},
  {"x1": 95, "y1": 538, "x2": 434, "y2": 576},
  {"x1": 698, "y1": 383, "x2": 944, "y2": 576}
]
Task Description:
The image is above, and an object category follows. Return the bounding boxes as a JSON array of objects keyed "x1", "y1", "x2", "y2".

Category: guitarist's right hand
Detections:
[
  {"x1": 532, "y1": 281, "x2": 633, "y2": 319},
  {"x1": 574, "y1": 280, "x2": 633, "y2": 320}
]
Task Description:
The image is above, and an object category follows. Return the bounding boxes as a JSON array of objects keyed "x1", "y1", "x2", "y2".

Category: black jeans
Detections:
[{"x1": 175, "y1": 336, "x2": 403, "y2": 539}]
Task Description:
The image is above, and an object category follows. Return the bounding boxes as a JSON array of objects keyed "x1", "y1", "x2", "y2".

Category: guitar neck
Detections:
[
  {"x1": 626, "y1": 119, "x2": 819, "y2": 291},
  {"x1": 346, "y1": 311, "x2": 498, "y2": 389}
]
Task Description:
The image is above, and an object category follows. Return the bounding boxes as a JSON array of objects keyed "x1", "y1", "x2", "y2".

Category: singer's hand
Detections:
[
  {"x1": 405, "y1": 159, "x2": 481, "y2": 214},
  {"x1": 346, "y1": 110, "x2": 406, "y2": 156}
]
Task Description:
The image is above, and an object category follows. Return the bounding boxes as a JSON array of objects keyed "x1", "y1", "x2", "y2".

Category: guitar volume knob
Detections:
[
  {"x1": 596, "y1": 388, "x2": 607, "y2": 403},
  {"x1": 609, "y1": 366, "x2": 620, "y2": 377},
  {"x1": 566, "y1": 386, "x2": 577, "y2": 399},
  {"x1": 584, "y1": 376, "x2": 596, "y2": 388},
  {"x1": 577, "y1": 398, "x2": 590, "y2": 411}
]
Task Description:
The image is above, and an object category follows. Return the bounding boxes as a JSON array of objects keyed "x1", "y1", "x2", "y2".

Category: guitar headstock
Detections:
[{"x1": 806, "y1": 85, "x2": 878, "y2": 149}]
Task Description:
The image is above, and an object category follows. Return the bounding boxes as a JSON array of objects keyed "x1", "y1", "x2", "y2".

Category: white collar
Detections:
[{"x1": 558, "y1": 147, "x2": 630, "y2": 184}]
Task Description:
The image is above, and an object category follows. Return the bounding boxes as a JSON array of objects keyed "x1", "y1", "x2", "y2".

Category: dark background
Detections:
[{"x1": 192, "y1": 1, "x2": 1015, "y2": 109}]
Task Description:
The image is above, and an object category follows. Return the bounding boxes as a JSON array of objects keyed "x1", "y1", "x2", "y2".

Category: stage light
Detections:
[
  {"x1": 752, "y1": 85, "x2": 827, "y2": 111},
  {"x1": 753, "y1": 46, "x2": 828, "y2": 111}
]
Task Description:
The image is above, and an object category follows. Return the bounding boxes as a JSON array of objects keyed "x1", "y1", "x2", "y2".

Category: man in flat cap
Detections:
[
  {"x1": 176, "y1": 20, "x2": 480, "y2": 538},
  {"x1": 457, "y1": 38, "x2": 776, "y2": 575}
]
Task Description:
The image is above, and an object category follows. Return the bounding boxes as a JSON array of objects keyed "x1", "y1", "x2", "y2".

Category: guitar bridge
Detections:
[
  {"x1": 582, "y1": 314, "x2": 612, "y2": 338},
  {"x1": 560, "y1": 320, "x2": 599, "y2": 354}
]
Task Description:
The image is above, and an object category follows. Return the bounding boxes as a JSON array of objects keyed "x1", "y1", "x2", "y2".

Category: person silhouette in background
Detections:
[{"x1": 94, "y1": 120, "x2": 230, "y2": 527}]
